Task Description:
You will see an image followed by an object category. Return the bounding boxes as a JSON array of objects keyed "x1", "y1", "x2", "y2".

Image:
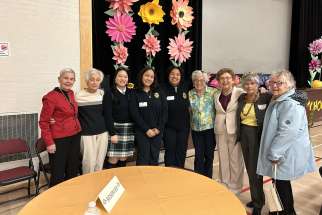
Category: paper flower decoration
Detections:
[
  {"x1": 170, "y1": 0, "x2": 194, "y2": 31},
  {"x1": 168, "y1": 33, "x2": 193, "y2": 65},
  {"x1": 105, "y1": 13, "x2": 136, "y2": 43},
  {"x1": 309, "y1": 39, "x2": 322, "y2": 55},
  {"x1": 308, "y1": 37, "x2": 322, "y2": 87},
  {"x1": 107, "y1": 0, "x2": 138, "y2": 14},
  {"x1": 112, "y1": 43, "x2": 128, "y2": 65},
  {"x1": 142, "y1": 34, "x2": 161, "y2": 57},
  {"x1": 138, "y1": 0, "x2": 165, "y2": 25},
  {"x1": 309, "y1": 59, "x2": 321, "y2": 71}
]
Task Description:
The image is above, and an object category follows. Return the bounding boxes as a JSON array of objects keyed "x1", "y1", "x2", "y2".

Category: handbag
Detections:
[{"x1": 263, "y1": 164, "x2": 283, "y2": 212}]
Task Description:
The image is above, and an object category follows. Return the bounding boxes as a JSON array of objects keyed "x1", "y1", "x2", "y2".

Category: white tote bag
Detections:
[{"x1": 264, "y1": 164, "x2": 283, "y2": 212}]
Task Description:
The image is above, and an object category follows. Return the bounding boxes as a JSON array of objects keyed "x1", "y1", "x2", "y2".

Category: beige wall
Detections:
[
  {"x1": 202, "y1": 0, "x2": 292, "y2": 74},
  {"x1": 0, "y1": 0, "x2": 80, "y2": 113}
]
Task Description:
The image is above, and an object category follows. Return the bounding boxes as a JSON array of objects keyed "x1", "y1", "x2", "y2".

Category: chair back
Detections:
[
  {"x1": 35, "y1": 138, "x2": 47, "y2": 154},
  {"x1": 0, "y1": 139, "x2": 29, "y2": 156}
]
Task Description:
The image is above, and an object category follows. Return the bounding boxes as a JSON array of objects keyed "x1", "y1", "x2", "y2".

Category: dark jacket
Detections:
[
  {"x1": 39, "y1": 88, "x2": 81, "y2": 146},
  {"x1": 236, "y1": 92, "x2": 272, "y2": 141},
  {"x1": 103, "y1": 88, "x2": 133, "y2": 136},
  {"x1": 161, "y1": 83, "x2": 190, "y2": 131},
  {"x1": 129, "y1": 88, "x2": 168, "y2": 134}
]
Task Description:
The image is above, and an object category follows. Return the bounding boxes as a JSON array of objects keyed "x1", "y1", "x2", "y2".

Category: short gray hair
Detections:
[
  {"x1": 191, "y1": 70, "x2": 208, "y2": 83},
  {"x1": 59, "y1": 68, "x2": 75, "y2": 78},
  {"x1": 241, "y1": 72, "x2": 260, "y2": 87},
  {"x1": 270, "y1": 69, "x2": 296, "y2": 89},
  {"x1": 85, "y1": 68, "x2": 104, "y2": 83}
]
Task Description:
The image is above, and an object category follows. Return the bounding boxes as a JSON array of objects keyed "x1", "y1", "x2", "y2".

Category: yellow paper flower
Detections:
[{"x1": 138, "y1": 0, "x2": 165, "y2": 25}]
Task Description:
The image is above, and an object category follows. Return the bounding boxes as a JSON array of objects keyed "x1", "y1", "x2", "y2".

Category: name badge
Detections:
[
  {"x1": 166, "y1": 96, "x2": 175, "y2": 101},
  {"x1": 97, "y1": 176, "x2": 125, "y2": 213},
  {"x1": 257, "y1": 104, "x2": 267, "y2": 110},
  {"x1": 139, "y1": 102, "x2": 148, "y2": 107}
]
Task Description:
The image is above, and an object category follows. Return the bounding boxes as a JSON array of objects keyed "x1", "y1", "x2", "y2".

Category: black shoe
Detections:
[
  {"x1": 246, "y1": 201, "x2": 254, "y2": 208},
  {"x1": 252, "y1": 207, "x2": 261, "y2": 215},
  {"x1": 117, "y1": 161, "x2": 127, "y2": 167}
]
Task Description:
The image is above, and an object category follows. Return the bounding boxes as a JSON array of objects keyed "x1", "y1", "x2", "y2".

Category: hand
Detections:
[
  {"x1": 152, "y1": 128, "x2": 160, "y2": 135},
  {"x1": 47, "y1": 144, "x2": 56, "y2": 154},
  {"x1": 259, "y1": 87, "x2": 268, "y2": 94},
  {"x1": 49, "y1": 118, "x2": 56, "y2": 124},
  {"x1": 146, "y1": 129, "x2": 156, "y2": 138},
  {"x1": 111, "y1": 135, "x2": 118, "y2": 144}
]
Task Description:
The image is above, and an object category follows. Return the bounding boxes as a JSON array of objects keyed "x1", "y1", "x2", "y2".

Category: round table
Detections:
[{"x1": 18, "y1": 166, "x2": 246, "y2": 215}]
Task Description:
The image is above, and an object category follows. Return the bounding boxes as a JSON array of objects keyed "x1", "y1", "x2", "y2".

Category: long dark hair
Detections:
[{"x1": 136, "y1": 67, "x2": 158, "y2": 91}]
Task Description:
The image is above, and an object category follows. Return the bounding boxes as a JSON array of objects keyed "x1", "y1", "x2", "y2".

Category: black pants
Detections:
[
  {"x1": 136, "y1": 130, "x2": 161, "y2": 166},
  {"x1": 191, "y1": 129, "x2": 215, "y2": 178},
  {"x1": 274, "y1": 179, "x2": 296, "y2": 215},
  {"x1": 164, "y1": 127, "x2": 189, "y2": 168},
  {"x1": 240, "y1": 125, "x2": 264, "y2": 209},
  {"x1": 49, "y1": 133, "x2": 81, "y2": 186}
]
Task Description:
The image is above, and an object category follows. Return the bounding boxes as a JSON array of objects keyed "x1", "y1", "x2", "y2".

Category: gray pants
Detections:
[{"x1": 240, "y1": 125, "x2": 264, "y2": 209}]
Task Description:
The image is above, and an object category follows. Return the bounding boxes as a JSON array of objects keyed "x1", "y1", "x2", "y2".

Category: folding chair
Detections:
[
  {"x1": 35, "y1": 138, "x2": 50, "y2": 190},
  {"x1": 0, "y1": 139, "x2": 38, "y2": 205}
]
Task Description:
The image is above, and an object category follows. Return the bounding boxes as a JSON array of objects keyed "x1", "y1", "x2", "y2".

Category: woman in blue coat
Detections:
[{"x1": 257, "y1": 69, "x2": 316, "y2": 215}]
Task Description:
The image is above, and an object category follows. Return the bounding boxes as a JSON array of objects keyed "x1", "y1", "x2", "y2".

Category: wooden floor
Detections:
[{"x1": 1, "y1": 126, "x2": 322, "y2": 215}]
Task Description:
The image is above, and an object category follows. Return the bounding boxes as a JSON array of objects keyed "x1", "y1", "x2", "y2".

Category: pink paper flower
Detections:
[
  {"x1": 107, "y1": 0, "x2": 138, "y2": 14},
  {"x1": 112, "y1": 44, "x2": 128, "y2": 65},
  {"x1": 105, "y1": 13, "x2": 136, "y2": 43},
  {"x1": 309, "y1": 59, "x2": 321, "y2": 71},
  {"x1": 309, "y1": 39, "x2": 322, "y2": 55},
  {"x1": 168, "y1": 33, "x2": 193, "y2": 64},
  {"x1": 170, "y1": 0, "x2": 194, "y2": 30},
  {"x1": 142, "y1": 34, "x2": 161, "y2": 57}
]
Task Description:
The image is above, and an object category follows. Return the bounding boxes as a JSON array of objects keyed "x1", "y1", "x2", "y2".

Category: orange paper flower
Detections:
[{"x1": 170, "y1": 0, "x2": 194, "y2": 30}]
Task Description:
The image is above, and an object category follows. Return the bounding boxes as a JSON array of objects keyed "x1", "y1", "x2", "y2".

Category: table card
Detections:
[{"x1": 97, "y1": 176, "x2": 125, "y2": 213}]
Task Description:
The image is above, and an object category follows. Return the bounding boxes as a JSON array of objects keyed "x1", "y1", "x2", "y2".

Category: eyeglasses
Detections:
[{"x1": 269, "y1": 81, "x2": 285, "y2": 87}]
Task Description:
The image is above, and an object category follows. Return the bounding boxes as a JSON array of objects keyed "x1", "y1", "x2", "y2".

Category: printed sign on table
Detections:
[{"x1": 0, "y1": 42, "x2": 9, "y2": 56}]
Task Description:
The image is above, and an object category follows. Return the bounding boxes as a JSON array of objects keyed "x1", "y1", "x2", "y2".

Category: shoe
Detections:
[
  {"x1": 252, "y1": 207, "x2": 261, "y2": 215},
  {"x1": 246, "y1": 201, "x2": 254, "y2": 208}
]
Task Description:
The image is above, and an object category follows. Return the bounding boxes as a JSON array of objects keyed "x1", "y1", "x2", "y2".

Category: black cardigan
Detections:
[{"x1": 236, "y1": 92, "x2": 272, "y2": 141}]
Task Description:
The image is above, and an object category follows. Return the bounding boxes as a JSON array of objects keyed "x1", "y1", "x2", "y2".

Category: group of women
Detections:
[{"x1": 39, "y1": 66, "x2": 316, "y2": 215}]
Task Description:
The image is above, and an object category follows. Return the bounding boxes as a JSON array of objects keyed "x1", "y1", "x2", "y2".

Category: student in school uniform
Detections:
[
  {"x1": 130, "y1": 67, "x2": 168, "y2": 166},
  {"x1": 161, "y1": 66, "x2": 190, "y2": 168},
  {"x1": 103, "y1": 67, "x2": 135, "y2": 168}
]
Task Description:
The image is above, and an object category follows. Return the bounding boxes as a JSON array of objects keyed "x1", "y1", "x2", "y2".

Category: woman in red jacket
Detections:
[{"x1": 39, "y1": 68, "x2": 81, "y2": 186}]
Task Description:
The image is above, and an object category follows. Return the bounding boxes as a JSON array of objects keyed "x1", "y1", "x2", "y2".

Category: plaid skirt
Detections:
[{"x1": 107, "y1": 122, "x2": 135, "y2": 158}]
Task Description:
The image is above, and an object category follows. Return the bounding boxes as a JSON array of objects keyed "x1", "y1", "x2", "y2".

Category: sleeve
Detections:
[
  {"x1": 39, "y1": 96, "x2": 56, "y2": 147},
  {"x1": 156, "y1": 90, "x2": 168, "y2": 132},
  {"x1": 267, "y1": 100, "x2": 302, "y2": 162},
  {"x1": 129, "y1": 91, "x2": 150, "y2": 133},
  {"x1": 102, "y1": 89, "x2": 116, "y2": 136}
]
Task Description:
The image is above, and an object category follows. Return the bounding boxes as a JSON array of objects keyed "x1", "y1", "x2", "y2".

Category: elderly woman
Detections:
[
  {"x1": 103, "y1": 67, "x2": 134, "y2": 168},
  {"x1": 39, "y1": 68, "x2": 81, "y2": 186},
  {"x1": 189, "y1": 70, "x2": 218, "y2": 178},
  {"x1": 257, "y1": 69, "x2": 316, "y2": 215},
  {"x1": 214, "y1": 68, "x2": 244, "y2": 193},
  {"x1": 75, "y1": 68, "x2": 107, "y2": 174},
  {"x1": 162, "y1": 66, "x2": 190, "y2": 168},
  {"x1": 236, "y1": 72, "x2": 272, "y2": 215}
]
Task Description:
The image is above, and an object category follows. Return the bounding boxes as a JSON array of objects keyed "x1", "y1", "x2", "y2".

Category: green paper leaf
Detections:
[
  {"x1": 151, "y1": 30, "x2": 159, "y2": 37},
  {"x1": 182, "y1": 30, "x2": 189, "y2": 36},
  {"x1": 105, "y1": 9, "x2": 115, "y2": 17}
]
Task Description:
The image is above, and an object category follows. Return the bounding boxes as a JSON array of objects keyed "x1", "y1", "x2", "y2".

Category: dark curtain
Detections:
[
  {"x1": 289, "y1": 0, "x2": 322, "y2": 88},
  {"x1": 92, "y1": 0, "x2": 202, "y2": 88}
]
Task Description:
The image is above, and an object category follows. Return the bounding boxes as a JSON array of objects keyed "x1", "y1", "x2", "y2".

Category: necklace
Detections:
[{"x1": 242, "y1": 103, "x2": 254, "y2": 117}]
